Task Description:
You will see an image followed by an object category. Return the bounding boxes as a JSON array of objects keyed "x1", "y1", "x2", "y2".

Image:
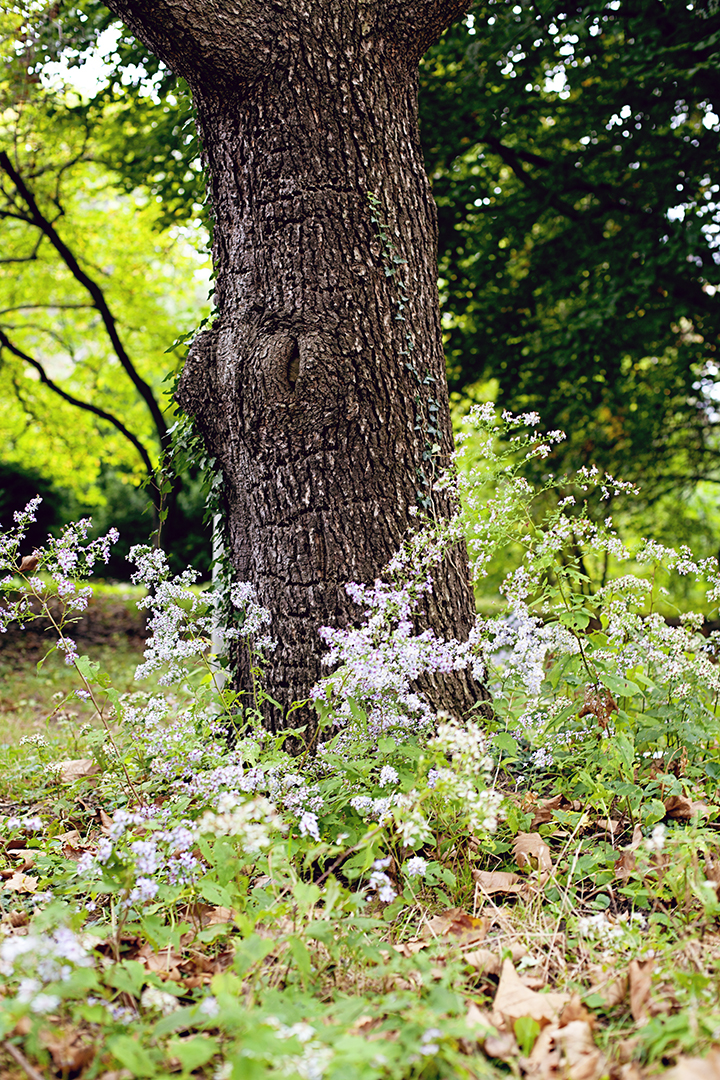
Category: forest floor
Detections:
[{"x1": 0, "y1": 590, "x2": 718, "y2": 1080}]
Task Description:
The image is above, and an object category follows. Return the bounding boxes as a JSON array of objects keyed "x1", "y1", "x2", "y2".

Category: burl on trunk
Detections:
[{"x1": 103, "y1": 0, "x2": 485, "y2": 727}]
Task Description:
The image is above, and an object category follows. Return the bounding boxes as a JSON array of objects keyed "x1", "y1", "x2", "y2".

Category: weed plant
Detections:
[{"x1": 0, "y1": 410, "x2": 718, "y2": 1079}]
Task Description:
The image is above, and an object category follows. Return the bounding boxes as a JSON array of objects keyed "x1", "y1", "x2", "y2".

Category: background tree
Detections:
[
  {"x1": 0, "y1": 86, "x2": 213, "y2": 573},
  {"x1": 420, "y1": 0, "x2": 720, "y2": 506}
]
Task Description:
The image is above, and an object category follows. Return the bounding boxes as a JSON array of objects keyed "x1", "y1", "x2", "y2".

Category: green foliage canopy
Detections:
[{"x1": 419, "y1": 0, "x2": 720, "y2": 496}]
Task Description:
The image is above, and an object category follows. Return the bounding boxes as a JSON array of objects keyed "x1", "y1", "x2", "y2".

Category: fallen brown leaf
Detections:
[
  {"x1": 4, "y1": 871, "x2": 37, "y2": 893},
  {"x1": 530, "y1": 794, "x2": 565, "y2": 830},
  {"x1": 492, "y1": 959, "x2": 569, "y2": 1027},
  {"x1": 629, "y1": 824, "x2": 643, "y2": 850},
  {"x1": 465, "y1": 943, "x2": 527, "y2": 975},
  {"x1": 513, "y1": 832, "x2": 553, "y2": 876},
  {"x1": 559, "y1": 994, "x2": 595, "y2": 1028},
  {"x1": 705, "y1": 855, "x2": 720, "y2": 898},
  {"x1": 628, "y1": 958, "x2": 653, "y2": 1022},
  {"x1": 137, "y1": 943, "x2": 183, "y2": 980},
  {"x1": 43, "y1": 1028, "x2": 95, "y2": 1073},
  {"x1": 464, "y1": 948, "x2": 502, "y2": 975},
  {"x1": 485, "y1": 1030, "x2": 519, "y2": 1061},
  {"x1": 393, "y1": 941, "x2": 429, "y2": 957},
  {"x1": 554, "y1": 1020, "x2": 606, "y2": 1080},
  {"x1": 420, "y1": 908, "x2": 488, "y2": 945},
  {"x1": 614, "y1": 1064, "x2": 644, "y2": 1080},
  {"x1": 465, "y1": 1001, "x2": 496, "y2": 1034},
  {"x1": 182, "y1": 903, "x2": 234, "y2": 930},
  {"x1": 348, "y1": 1015, "x2": 380, "y2": 1037},
  {"x1": 472, "y1": 869, "x2": 526, "y2": 895},
  {"x1": 616, "y1": 1036, "x2": 642, "y2": 1063},
  {"x1": 615, "y1": 850, "x2": 637, "y2": 882},
  {"x1": 599, "y1": 974, "x2": 628, "y2": 1009},
  {"x1": 663, "y1": 1049, "x2": 720, "y2": 1080},
  {"x1": 5, "y1": 910, "x2": 29, "y2": 928},
  {"x1": 665, "y1": 795, "x2": 709, "y2": 820},
  {"x1": 55, "y1": 758, "x2": 99, "y2": 784}
]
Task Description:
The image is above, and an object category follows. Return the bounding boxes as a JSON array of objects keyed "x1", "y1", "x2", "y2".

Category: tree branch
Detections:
[
  {"x1": 0, "y1": 329, "x2": 156, "y2": 479},
  {"x1": 0, "y1": 151, "x2": 169, "y2": 449},
  {"x1": 384, "y1": 0, "x2": 471, "y2": 63},
  {"x1": 101, "y1": 0, "x2": 275, "y2": 84},
  {"x1": 0, "y1": 303, "x2": 93, "y2": 316}
]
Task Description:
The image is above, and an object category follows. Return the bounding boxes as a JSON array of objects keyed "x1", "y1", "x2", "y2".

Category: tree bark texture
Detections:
[{"x1": 103, "y1": 0, "x2": 485, "y2": 728}]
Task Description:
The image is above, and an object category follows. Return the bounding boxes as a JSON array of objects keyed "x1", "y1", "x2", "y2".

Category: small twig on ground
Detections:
[{"x1": 3, "y1": 1041, "x2": 46, "y2": 1080}]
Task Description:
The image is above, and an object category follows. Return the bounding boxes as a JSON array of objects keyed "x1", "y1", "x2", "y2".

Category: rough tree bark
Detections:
[{"x1": 102, "y1": 0, "x2": 486, "y2": 728}]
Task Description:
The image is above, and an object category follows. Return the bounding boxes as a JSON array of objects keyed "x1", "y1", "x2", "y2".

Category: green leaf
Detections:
[
  {"x1": 514, "y1": 1016, "x2": 541, "y2": 1057},
  {"x1": 600, "y1": 673, "x2": 641, "y2": 698},
  {"x1": 108, "y1": 1035, "x2": 158, "y2": 1077},
  {"x1": 493, "y1": 732, "x2": 519, "y2": 756},
  {"x1": 198, "y1": 878, "x2": 234, "y2": 908},
  {"x1": 168, "y1": 1036, "x2": 219, "y2": 1073},
  {"x1": 104, "y1": 959, "x2": 147, "y2": 997}
]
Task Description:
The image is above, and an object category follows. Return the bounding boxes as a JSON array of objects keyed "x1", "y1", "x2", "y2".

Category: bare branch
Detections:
[
  {"x1": 0, "y1": 151, "x2": 169, "y2": 449},
  {"x1": 0, "y1": 303, "x2": 94, "y2": 315},
  {"x1": 0, "y1": 328, "x2": 156, "y2": 478}
]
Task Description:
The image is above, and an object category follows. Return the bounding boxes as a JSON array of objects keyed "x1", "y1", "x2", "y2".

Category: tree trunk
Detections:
[{"x1": 102, "y1": 0, "x2": 484, "y2": 729}]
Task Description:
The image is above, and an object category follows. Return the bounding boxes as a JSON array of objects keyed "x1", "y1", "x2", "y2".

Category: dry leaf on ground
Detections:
[
  {"x1": 530, "y1": 794, "x2": 565, "y2": 830},
  {"x1": 663, "y1": 1050, "x2": 720, "y2": 1080},
  {"x1": 3, "y1": 871, "x2": 37, "y2": 893},
  {"x1": 393, "y1": 941, "x2": 429, "y2": 957},
  {"x1": 420, "y1": 908, "x2": 488, "y2": 945},
  {"x1": 42, "y1": 1029, "x2": 96, "y2": 1073},
  {"x1": 464, "y1": 948, "x2": 502, "y2": 975},
  {"x1": 559, "y1": 995, "x2": 595, "y2": 1028},
  {"x1": 182, "y1": 903, "x2": 234, "y2": 930},
  {"x1": 628, "y1": 958, "x2": 654, "y2": 1022},
  {"x1": 55, "y1": 758, "x2": 99, "y2": 784},
  {"x1": 465, "y1": 1001, "x2": 496, "y2": 1035},
  {"x1": 615, "y1": 850, "x2": 637, "y2": 881},
  {"x1": 465, "y1": 943, "x2": 527, "y2": 975},
  {"x1": 485, "y1": 1030, "x2": 520, "y2": 1061},
  {"x1": 513, "y1": 832, "x2": 553, "y2": 876},
  {"x1": 705, "y1": 856, "x2": 720, "y2": 898},
  {"x1": 591, "y1": 972, "x2": 628, "y2": 1008},
  {"x1": 472, "y1": 869, "x2": 526, "y2": 895},
  {"x1": 629, "y1": 824, "x2": 643, "y2": 849},
  {"x1": 492, "y1": 959, "x2": 569, "y2": 1027},
  {"x1": 665, "y1": 795, "x2": 709, "y2": 820},
  {"x1": 552, "y1": 1020, "x2": 605, "y2": 1080}
]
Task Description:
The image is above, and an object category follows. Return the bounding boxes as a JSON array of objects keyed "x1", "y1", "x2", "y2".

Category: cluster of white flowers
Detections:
[
  {"x1": 427, "y1": 717, "x2": 503, "y2": 834},
  {"x1": 0, "y1": 498, "x2": 117, "y2": 636},
  {"x1": 77, "y1": 805, "x2": 204, "y2": 907},
  {"x1": 131, "y1": 545, "x2": 215, "y2": 684},
  {"x1": 431, "y1": 717, "x2": 493, "y2": 772},
  {"x1": 264, "y1": 1017, "x2": 334, "y2": 1080},
  {"x1": 195, "y1": 794, "x2": 284, "y2": 853},
  {"x1": 0, "y1": 925, "x2": 94, "y2": 1014},
  {"x1": 645, "y1": 823, "x2": 666, "y2": 852},
  {"x1": 227, "y1": 582, "x2": 277, "y2": 654},
  {"x1": 368, "y1": 857, "x2": 397, "y2": 904},
  {"x1": 577, "y1": 911, "x2": 647, "y2": 945}
]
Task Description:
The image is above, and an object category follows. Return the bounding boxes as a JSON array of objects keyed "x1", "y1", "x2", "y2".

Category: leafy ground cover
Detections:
[{"x1": 0, "y1": 410, "x2": 719, "y2": 1080}]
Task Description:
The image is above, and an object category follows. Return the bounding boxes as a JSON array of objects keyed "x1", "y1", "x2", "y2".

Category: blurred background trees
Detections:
[{"x1": 1, "y1": 0, "x2": 719, "y2": 580}]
